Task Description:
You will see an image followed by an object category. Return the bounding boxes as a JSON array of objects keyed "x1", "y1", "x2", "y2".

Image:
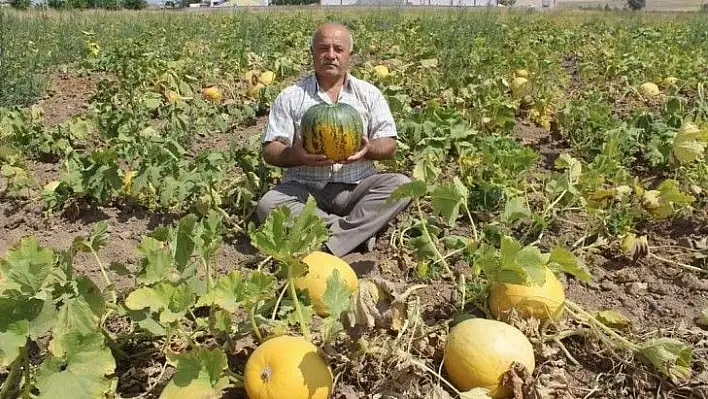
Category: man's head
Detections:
[{"x1": 310, "y1": 23, "x2": 353, "y2": 81}]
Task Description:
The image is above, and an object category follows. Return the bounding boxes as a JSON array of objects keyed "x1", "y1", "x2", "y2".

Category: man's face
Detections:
[{"x1": 312, "y1": 27, "x2": 351, "y2": 79}]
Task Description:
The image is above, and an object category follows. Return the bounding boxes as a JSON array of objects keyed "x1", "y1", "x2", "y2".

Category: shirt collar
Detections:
[{"x1": 313, "y1": 72, "x2": 354, "y2": 103}]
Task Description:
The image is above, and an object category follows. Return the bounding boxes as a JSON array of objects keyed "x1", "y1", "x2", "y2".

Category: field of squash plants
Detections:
[{"x1": 1, "y1": 6, "x2": 708, "y2": 399}]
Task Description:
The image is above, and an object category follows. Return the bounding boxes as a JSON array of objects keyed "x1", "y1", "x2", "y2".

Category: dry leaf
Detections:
[
  {"x1": 501, "y1": 362, "x2": 534, "y2": 399},
  {"x1": 460, "y1": 388, "x2": 493, "y2": 398},
  {"x1": 427, "y1": 385, "x2": 454, "y2": 399}
]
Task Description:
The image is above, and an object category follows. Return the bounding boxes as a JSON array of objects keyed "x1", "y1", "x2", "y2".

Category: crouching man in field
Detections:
[{"x1": 255, "y1": 22, "x2": 411, "y2": 257}]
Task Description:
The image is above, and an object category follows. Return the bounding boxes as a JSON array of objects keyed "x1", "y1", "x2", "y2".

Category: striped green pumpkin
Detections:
[{"x1": 301, "y1": 102, "x2": 364, "y2": 162}]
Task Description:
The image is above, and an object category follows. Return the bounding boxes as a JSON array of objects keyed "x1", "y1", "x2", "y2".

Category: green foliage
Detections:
[{"x1": 627, "y1": 0, "x2": 646, "y2": 10}]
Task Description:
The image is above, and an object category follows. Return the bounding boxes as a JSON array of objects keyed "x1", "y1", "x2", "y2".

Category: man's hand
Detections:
[
  {"x1": 292, "y1": 136, "x2": 335, "y2": 166},
  {"x1": 341, "y1": 136, "x2": 370, "y2": 164},
  {"x1": 262, "y1": 136, "x2": 334, "y2": 167},
  {"x1": 340, "y1": 136, "x2": 396, "y2": 164}
]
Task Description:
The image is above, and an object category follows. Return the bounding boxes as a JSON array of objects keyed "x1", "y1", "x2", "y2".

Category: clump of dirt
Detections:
[
  {"x1": 36, "y1": 72, "x2": 109, "y2": 126},
  {"x1": 562, "y1": 52, "x2": 583, "y2": 97},
  {"x1": 513, "y1": 119, "x2": 571, "y2": 170},
  {"x1": 188, "y1": 116, "x2": 267, "y2": 156}
]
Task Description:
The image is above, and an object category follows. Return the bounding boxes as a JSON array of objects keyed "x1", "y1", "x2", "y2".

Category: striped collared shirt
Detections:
[{"x1": 262, "y1": 72, "x2": 397, "y2": 190}]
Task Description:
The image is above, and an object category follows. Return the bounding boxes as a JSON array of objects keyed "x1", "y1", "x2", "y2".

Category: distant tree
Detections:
[
  {"x1": 498, "y1": 0, "x2": 516, "y2": 5},
  {"x1": 10, "y1": 0, "x2": 31, "y2": 8},
  {"x1": 627, "y1": 0, "x2": 645, "y2": 10},
  {"x1": 122, "y1": 0, "x2": 147, "y2": 8}
]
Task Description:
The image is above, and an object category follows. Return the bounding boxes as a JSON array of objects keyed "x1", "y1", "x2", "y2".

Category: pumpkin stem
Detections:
[{"x1": 260, "y1": 366, "x2": 272, "y2": 382}]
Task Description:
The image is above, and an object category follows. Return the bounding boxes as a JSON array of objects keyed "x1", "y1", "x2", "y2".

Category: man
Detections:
[{"x1": 255, "y1": 22, "x2": 411, "y2": 258}]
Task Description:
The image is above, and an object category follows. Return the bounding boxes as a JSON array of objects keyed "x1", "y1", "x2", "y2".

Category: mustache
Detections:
[{"x1": 322, "y1": 61, "x2": 339, "y2": 66}]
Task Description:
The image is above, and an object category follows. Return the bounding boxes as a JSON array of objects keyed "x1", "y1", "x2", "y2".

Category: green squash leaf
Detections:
[
  {"x1": 548, "y1": 246, "x2": 592, "y2": 282},
  {"x1": 638, "y1": 338, "x2": 692, "y2": 383},
  {"x1": 431, "y1": 177, "x2": 468, "y2": 226},
  {"x1": 159, "y1": 348, "x2": 229, "y2": 399},
  {"x1": 35, "y1": 332, "x2": 115, "y2": 399},
  {"x1": 594, "y1": 310, "x2": 632, "y2": 329},
  {"x1": 322, "y1": 269, "x2": 351, "y2": 318},
  {"x1": 0, "y1": 237, "x2": 55, "y2": 297}
]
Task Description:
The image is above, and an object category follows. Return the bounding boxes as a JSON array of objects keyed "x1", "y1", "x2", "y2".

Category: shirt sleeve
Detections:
[
  {"x1": 368, "y1": 89, "x2": 398, "y2": 140},
  {"x1": 262, "y1": 92, "x2": 295, "y2": 146}
]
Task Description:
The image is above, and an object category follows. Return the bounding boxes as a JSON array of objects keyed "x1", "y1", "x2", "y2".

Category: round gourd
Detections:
[
  {"x1": 201, "y1": 86, "x2": 222, "y2": 103},
  {"x1": 488, "y1": 267, "x2": 566, "y2": 321},
  {"x1": 248, "y1": 82, "x2": 265, "y2": 99},
  {"x1": 510, "y1": 77, "x2": 529, "y2": 96},
  {"x1": 444, "y1": 318, "x2": 535, "y2": 398},
  {"x1": 639, "y1": 82, "x2": 660, "y2": 97},
  {"x1": 294, "y1": 251, "x2": 359, "y2": 316},
  {"x1": 373, "y1": 65, "x2": 390, "y2": 78},
  {"x1": 514, "y1": 69, "x2": 530, "y2": 78},
  {"x1": 244, "y1": 335, "x2": 333, "y2": 399},
  {"x1": 259, "y1": 70, "x2": 276, "y2": 86},
  {"x1": 301, "y1": 102, "x2": 364, "y2": 162}
]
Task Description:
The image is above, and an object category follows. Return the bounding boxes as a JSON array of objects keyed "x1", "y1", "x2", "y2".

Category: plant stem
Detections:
[
  {"x1": 649, "y1": 253, "x2": 708, "y2": 275},
  {"x1": 462, "y1": 202, "x2": 479, "y2": 242},
  {"x1": 543, "y1": 189, "x2": 567, "y2": 220},
  {"x1": 22, "y1": 345, "x2": 31, "y2": 399},
  {"x1": 90, "y1": 248, "x2": 116, "y2": 304},
  {"x1": 202, "y1": 258, "x2": 213, "y2": 292},
  {"x1": 415, "y1": 199, "x2": 453, "y2": 278},
  {"x1": 287, "y1": 263, "x2": 310, "y2": 340},
  {"x1": 249, "y1": 304, "x2": 263, "y2": 342},
  {"x1": 256, "y1": 256, "x2": 273, "y2": 272},
  {"x1": 0, "y1": 352, "x2": 23, "y2": 399},
  {"x1": 396, "y1": 349, "x2": 461, "y2": 396},
  {"x1": 565, "y1": 300, "x2": 636, "y2": 351},
  {"x1": 271, "y1": 281, "x2": 289, "y2": 321},
  {"x1": 459, "y1": 274, "x2": 466, "y2": 312},
  {"x1": 214, "y1": 206, "x2": 244, "y2": 233}
]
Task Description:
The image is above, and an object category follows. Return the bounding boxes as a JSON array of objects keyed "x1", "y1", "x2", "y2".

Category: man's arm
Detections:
[
  {"x1": 263, "y1": 137, "x2": 334, "y2": 167},
  {"x1": 365, "y1": 137, "x2": 396, "y2": 160},
  {"x1": 342, "y1": 87, "x2": 399, "y2": 164}
]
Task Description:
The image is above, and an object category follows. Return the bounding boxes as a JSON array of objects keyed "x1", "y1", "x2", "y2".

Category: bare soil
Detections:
[{"x1": 36, "y1": 72, "x2": 109, "y2": 126}]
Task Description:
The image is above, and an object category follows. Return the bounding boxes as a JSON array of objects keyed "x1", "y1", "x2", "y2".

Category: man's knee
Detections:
[
  {"x1": 389, "y1": 173, "x2": 412, "y2": 188},
  {"x1": 256, "y1": 190, "x2": 279, "y2": 222},
  {"x1": 379, "y1": 173, "x2": 412, "y2": 193}
]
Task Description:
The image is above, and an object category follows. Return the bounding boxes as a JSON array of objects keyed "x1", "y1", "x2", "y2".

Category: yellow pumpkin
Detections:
[
  {"x1": 244, "y1": 70, "x2": 260, "y2": 87},
  {"x1": 373, "y1": 65, "x2": 390, "y2": 79},
  {"x1": 259, "y1": 70, "x2": 276, "y2": 86},
  {"x1": 510, "y1": 77, "x2": 529, "y2": 96},
  {"x1": 294, "y1": 251, "x2": 358, "y2": 316},
  {"x1": 514, "y1": 68, "x2": 530, "y2": 78},
  {"x1": 639, "y1": 82, "x2": 660, "y2": 97},
  {"x1": 244, "y1": 335, "x2": 333, "y2": 399},
  {"x1": 444, "y1": 318, "x2": 535, "y2": 398},
  {"x1": 248, "y1": 82, "x2": 265, "y2": 99},
  {"x1": 201, "y1": 86, "x2": 222, "y2": 103},
  {"x1": 488, "y1": 267, "x2": 566, "y2": 321}
]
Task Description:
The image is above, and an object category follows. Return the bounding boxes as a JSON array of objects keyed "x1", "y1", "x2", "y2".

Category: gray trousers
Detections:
[{"x1": 255, "y1": 173, "x2": 412, "y2": 257}]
